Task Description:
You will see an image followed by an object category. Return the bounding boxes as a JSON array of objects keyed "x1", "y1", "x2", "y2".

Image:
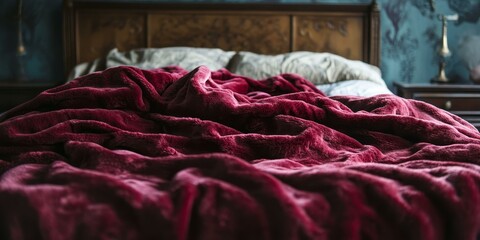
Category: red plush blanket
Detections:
[{"x1": 1, "y1": 66, "x2": 479, "y2": 240}]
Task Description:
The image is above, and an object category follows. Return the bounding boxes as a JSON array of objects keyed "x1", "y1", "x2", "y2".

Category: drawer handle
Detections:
[{"x1": 444, "y1": 100, "x2": 452, "y2": 110}]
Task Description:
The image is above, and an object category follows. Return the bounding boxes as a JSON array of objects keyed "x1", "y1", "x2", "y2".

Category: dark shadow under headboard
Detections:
[{"x1": 63, "y1": 0, "x2": 380, "y2": 75}]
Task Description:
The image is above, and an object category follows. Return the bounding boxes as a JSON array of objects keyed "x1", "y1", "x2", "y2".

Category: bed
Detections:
[
  {"x1": 1, "y1": 0, "x2": 479, "y2": 239},
  {"x1": 63, "y1": 0, "x2": 391, "y2": 97}
]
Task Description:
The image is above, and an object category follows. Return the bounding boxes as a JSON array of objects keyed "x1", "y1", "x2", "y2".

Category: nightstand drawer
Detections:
[
  {"x1": 413, "y1": 93, "x2": 480, "y2": 111},
  {"x1": 455, "y1": 114, "x2": 480, "y2": 129},
  {"x1": 393, "y1": 81, "x2": 480, "y2": 130}
]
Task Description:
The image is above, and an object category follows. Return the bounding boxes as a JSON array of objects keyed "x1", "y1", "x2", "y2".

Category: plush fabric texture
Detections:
[
  {"x1": 1, "y1": 66, "x2": 480, "y2": 240},
  {"x1": 229, "y1": 51, "x2": 386, "y2": 86}
]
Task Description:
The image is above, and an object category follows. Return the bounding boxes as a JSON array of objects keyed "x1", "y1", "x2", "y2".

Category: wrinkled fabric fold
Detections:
[{"x1": 0, "y1": 66, "x2": 479, "y2": 240}]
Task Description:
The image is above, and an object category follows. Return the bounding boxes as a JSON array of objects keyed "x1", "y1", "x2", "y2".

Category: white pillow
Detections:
[
  {"x1": 106, "y1": 47, "x2": 236, "y2": 71},
  {"x1": 229, "y1": 51, "x2": 386, "y2": 86}
]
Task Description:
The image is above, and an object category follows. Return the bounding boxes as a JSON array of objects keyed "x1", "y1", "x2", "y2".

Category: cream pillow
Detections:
[
  {"x1": 106, "y1": 47, "x2": 236, "y2": 71},
  {"x1": 68, "y1": 47, "x2": 237, "y2": 80},
  {"x1": 229, "y1": 51, "x2": 385, "y2": 86}
]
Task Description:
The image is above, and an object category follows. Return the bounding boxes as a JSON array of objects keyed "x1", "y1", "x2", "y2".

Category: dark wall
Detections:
[{"x1": 0, "y1": 0, "x2": 63, "y2": 82}]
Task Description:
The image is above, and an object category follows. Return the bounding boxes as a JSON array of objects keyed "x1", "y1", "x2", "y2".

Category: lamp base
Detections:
[
  {"x1": 431, "y1": 61, "x2": 449, "y2": 84},
  {"x1": 431, "y1": 77, "x2": 449, "y2": 84}
]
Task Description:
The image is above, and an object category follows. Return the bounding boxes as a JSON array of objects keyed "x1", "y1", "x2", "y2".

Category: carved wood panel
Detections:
[
  {"x1": 149, "y1": 14, "x2": 290, "y2": 54},
  {"x1": 65, "y1": 2, "x2": 380, "y2": 75},
  {"x1": 76, "y1": 11, "x2": 145, "y2": 63},
  {"x1": 293, "y1": 16, "x2": 364, "y2": 61}
]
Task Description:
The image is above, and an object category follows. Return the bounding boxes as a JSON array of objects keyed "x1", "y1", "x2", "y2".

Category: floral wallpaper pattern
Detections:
[
  {"x1": 0, "y1": 0, "x2": 479, "y2": 88},
  {"x1": 381, "y1": 0, "x2": 480, "y2": 85}
]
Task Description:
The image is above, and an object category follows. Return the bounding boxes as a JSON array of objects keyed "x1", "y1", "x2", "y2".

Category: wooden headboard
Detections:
[{"x1": 63, "y1": 0, "x2": 380, "y2": 76}]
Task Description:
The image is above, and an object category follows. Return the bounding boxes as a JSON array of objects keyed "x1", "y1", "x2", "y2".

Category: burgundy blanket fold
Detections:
[{"x1": 1, "y1": 66, "x2": 479, "y2": 240}]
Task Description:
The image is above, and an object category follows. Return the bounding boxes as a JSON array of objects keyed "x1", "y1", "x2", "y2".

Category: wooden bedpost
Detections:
[
  {"x1": 369, "y1": 0, "x2": 381, "y2": 68},
  {"x1": 63, "y1": 0, "x2": 75, "y2": 78}
]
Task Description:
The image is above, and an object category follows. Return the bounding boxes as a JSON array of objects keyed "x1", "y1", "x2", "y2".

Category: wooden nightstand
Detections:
[
  {"x1": 393, "y1": 81, "x2": 480, "y2": 129},
  {"x1": 0, "y1": 82, "x2": 59, "y2": 113}
]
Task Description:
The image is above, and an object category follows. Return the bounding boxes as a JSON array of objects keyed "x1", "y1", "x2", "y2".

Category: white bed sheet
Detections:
[{"x1": 316, "y1": 80, "x2": 393, "y2": 97}]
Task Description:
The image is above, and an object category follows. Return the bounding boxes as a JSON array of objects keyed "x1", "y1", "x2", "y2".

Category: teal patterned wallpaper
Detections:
[
  {"x1": 0, "y1": 0, "x2": 479, "y2": 89},
  {"x1": 0, "y1": 0, "x2": 63, "y2": 83}
]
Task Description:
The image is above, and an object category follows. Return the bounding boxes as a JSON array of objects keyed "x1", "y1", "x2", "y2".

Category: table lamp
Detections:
[{"x1": 431, "y1": 13, "x2": 458, "y2": 83}]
